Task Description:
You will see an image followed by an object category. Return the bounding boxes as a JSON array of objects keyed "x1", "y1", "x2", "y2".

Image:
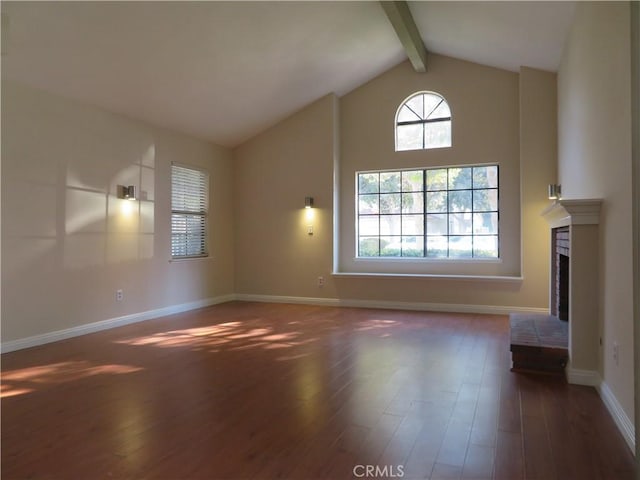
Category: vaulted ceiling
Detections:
[{"x1": 1, "y1": 1, "x2": 576, "y2": 148}]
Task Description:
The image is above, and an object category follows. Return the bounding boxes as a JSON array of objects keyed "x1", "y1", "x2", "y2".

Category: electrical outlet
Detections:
[
  {"x1": 317, "y1": 276, "x2": 325, "y2": 287},
  {"x1": 613, "y1": 341, "x2": 619, "y2": 366},
  {"x1": 116, "y1": 289, "x2": 124, "y2": 302}
]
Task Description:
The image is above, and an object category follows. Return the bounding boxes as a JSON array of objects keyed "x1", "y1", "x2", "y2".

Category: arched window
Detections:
[{"x1": 395, "y1": 91, "x2": 451, "y2": 151}]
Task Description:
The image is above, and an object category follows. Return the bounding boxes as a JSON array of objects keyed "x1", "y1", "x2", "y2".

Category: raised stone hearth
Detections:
[{"x1": 510, "y1": 314, "x2": 568, "y2": 373}]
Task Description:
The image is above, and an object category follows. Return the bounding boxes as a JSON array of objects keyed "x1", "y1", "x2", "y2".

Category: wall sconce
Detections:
[
  {"x1": 117, "y1": 185, "x2": 137, "y2": 200},
  {"x1": 304, "y1": 197, "x2": 314, "y2": 235},
  {"x1": 548, "y1": 184, "x2": 561, "y2": 200},
  {"x1": 305, "y1": 197, "x2": 314, "y2": 209}
]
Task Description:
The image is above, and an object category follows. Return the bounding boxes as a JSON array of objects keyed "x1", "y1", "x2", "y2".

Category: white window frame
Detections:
[
  {"x1": 395, "y1": 91, "x2": 452, "y2": 151},
  {"x1": 171, "y1": 163, "x2": 209, "y2": 259},
  {"x1": 356, "y1": 164, "x2": 499, "y2": 260}
]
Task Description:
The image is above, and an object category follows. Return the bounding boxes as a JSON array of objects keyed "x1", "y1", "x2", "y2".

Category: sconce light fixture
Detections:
[
  {"x1": 305, "y1": 196, "x2": 314, "y2": 209},
  {"x1": 548, "y1": 184, "x2": 561, "y2": 200},
  {"x1": 117, "y1": 185, "x2": 137, "y2": 200}
]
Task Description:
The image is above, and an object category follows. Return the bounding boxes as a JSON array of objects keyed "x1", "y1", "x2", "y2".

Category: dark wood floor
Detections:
[{"x1": 2, "y1": 302, "x2": 636, "y2": 479}]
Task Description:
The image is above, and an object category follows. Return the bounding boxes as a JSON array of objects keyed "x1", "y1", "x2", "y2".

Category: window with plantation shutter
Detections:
[{"x1": 171, "y1": 164, "x2": 209, "y2": 259}]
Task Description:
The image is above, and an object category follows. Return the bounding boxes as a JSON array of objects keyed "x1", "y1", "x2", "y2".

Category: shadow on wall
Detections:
[
  {"x1": 63, "y1": 143, "x2": 156, "y2": 268},
  {"x1": 5, "y1": 143, "x2": 156, "y2": 275}
]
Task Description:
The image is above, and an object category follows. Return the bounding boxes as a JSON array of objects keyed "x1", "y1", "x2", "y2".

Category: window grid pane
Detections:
[
  {"x1": 357, "y1": 166, "x2": 499, "y2": 259},
  {"x1": 171, "y1": 164, "x2": 209, "y2": 258}
]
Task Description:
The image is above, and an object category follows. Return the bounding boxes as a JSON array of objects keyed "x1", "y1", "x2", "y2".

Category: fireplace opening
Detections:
[
  {"x1": 558, "y1": 254, "x2": 569, "y2": 321},
  {"x1": 551, "y1": 226, "x2": 570, "y2": 321}
]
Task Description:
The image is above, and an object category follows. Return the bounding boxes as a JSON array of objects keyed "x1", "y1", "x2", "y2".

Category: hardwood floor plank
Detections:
[
  {"x1": 567, "y1": 385, "x2": 636, "y2": 480},
  {"x1": 378, "y1": 415, "x2": 424, "y2": 466},
  {"x1": 357, "y1": 412, "x2": 404, "y2": 465},
  {"x1": 469, "y1": 404, "x2": 498, "y2": 448},
  {"x1": 540, "y1": 381, "x2": 593, "y2": 480},
  {"x1": 493, "y1": 431, "x2": 524, "y2": 480},
  {"x1": 461, "y1": 444, "x2": 495, "y2": 479},
  {"x1": 435, "y1": 418, "x2": 472, "y2": 468},
  {"x1": 430, "y1": 462, "x2": 463, "y2": 479},
  {"x1": 497, "y1": 371, "x2": 522, "y2": 434},
  {"x1": 522, "y1": 414, "x2": 556, "y2": 479}
]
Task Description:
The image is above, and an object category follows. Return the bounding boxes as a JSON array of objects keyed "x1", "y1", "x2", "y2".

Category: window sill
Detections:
[
  {"x1": 169, "y1": 256, "x2": 212, "y2": 263},
  {"x1": 354, "y1": 256, "x2": 502, "y2": 264},
  {"x1": 332, "y1": 271, "x2": 523, "y2": 282}
]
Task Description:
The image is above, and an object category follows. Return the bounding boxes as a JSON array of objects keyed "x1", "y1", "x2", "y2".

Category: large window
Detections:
[
  {"x1": 357, "y1": 165, "x2": 498, "y2": 259},
  {"x1": 171, "y1": 164, "x2": 209, "y2": 259},
  {"x1": 396, "y1": 91, "x2": 451, "y2": 151}
]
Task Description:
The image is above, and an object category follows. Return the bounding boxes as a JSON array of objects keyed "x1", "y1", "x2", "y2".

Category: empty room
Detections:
[{"x1": 2, "y1": 1, "x2": 639, "y2": 479}]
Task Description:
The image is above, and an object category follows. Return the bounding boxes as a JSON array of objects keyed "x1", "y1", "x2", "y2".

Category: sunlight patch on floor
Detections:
[
  {"x1": 115, "y1": 321, "x2": 312, "y2": 353},
  {"x1": 1, "y1": 361, "x2": 142, "y2": 398}
]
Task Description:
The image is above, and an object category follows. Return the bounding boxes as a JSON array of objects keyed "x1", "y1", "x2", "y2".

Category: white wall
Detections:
[
  {"x1": 558, "y1": 1, "x2": 634, "y2": 424},
  {"x1": 519, "y1": 67, "x2": 558, "y2": 311},
  {"x1": 1, "y1": 81, "x2": 235, "y2": 344},
  {"x1": 339, "y1": 56, "x2": 521, "y2": 277},
  {"x1": 233, "y1": 95, "x2": 338, "y2": 299},
  {"x1": 232, "y1": 56, "x2": 557, "y2": 313}
]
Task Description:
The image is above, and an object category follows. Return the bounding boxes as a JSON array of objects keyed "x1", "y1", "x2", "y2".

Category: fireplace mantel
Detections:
[
  {"x1": 541, "y1": 199, "x2": 603, "y2": 228},
  {"x1": 540, "y1": 197, "x2": 602, "y2": 384}
]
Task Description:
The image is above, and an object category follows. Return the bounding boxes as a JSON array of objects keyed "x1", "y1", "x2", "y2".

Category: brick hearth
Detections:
[{"x1": 510, "y1": 313, "x2": 568, "y2": 374}]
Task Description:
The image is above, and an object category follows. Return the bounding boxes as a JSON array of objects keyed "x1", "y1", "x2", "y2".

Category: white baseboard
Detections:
[
  {"x1": 598, "y1": 381, "x2": 636, "y2": 453},
  {"x1": 339, "y1": 299, "x2": 548, "y2": 315},
  {"x1": 235, "y1": 293, "x2": 548, "y2": 316},
  {"x1": 1, "y1": 294, "x2": 236, "y2": 353},
  {"x1": 566, "y1": 367, "x2": 602, "y2": 387},
  {"x1": 235, "y1": 294, "x2": 340, "y2": 307}
]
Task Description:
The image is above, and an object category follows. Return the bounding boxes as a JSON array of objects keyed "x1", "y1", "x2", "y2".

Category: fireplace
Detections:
[
  {"x1": 542, "y1": 199, "x2": 602, "y2": 381},
  {"x1": 551, "y1": 226, "x2": 570, "y2": 321},
  {"x1": 510, "y1": 199, "x2": 602, "y2": 378}
]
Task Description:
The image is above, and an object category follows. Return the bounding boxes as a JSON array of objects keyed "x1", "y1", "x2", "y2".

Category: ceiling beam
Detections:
[{"x1": 380, "y1": 1, "x2": 427, "y2": 73}]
